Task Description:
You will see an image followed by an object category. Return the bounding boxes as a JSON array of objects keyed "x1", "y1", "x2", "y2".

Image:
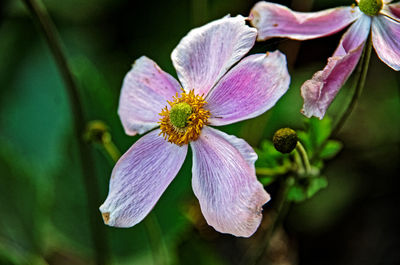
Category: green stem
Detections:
[
  {"x1": 295, "y1": 141, "x2": 312, "y2": 176},
  {"x1": 143, "y1": 213, "x2": 170, "y2": 265},
  {"x1": 21, "y1": 1, "x2": 109, "y2": 264},
  {"x1": 240, "y1": 176, "x2": 293, "y2": 265},
  {"x1": 312, "y1": 34, "x2": 373, "y2": 162},
  {"x1": 331, "y1": 34, "x2": 373, "y2": 137},
  {"x1": 101, "y1": 134, "x2": 121, "y2": 163},
  {"x1": 87, "y1": 123, "x2": 170, "y2": 265}
]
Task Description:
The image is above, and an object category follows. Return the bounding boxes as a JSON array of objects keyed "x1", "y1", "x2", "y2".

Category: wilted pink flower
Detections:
[
  {"x1": 99, "y1": 15, "x2": 290, "y2": 237},
  {"x1": 250, "y1": 0, "x2": 400, "y2": 119}
]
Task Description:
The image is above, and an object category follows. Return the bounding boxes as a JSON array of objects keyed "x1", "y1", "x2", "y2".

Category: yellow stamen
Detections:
[{"x1": 159, "y1": 89, "x2": 210, "y2": 146}]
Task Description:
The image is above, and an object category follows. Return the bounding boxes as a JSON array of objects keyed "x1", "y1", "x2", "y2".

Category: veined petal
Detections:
[
  {"x1": 206, "y1": 51, "x2": 290, "y2": 126},
  {"x1": 249, "y1": 2, "x2": 361, "y2": 41},
  {"x1": 190, "y1": 126, "x2": 270, "y2": 237},
  {"x1": 118, "y1": 56, "x2": 181, "y2": 136},
  {"x1": 371, "y1": 15, "x2": 400, "y2": 71},
  {"x1": 388, "y1": 2, "x2": 400, "y2": 19},
  {"x1": 99, "y1": 129, "x2": 187, "y2": 227},
  {"x1": 380, "y1": 2, "x2": 400, "y2": 21},
  {"x1": 171, "y1": 15, "x2": 257, "y2": 96},
  {"x1": 301, "y1": 15, "x2": 371, "y2": 119}
]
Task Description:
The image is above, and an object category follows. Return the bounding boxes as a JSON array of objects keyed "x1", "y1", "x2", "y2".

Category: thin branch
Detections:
[{"x1": 21, "y1": 0, "x2": 109, "y2": 264}]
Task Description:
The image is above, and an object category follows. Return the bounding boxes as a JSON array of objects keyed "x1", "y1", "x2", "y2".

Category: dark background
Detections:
[{"x1": 0, "y1": 0, "x2": 399, "y2": 264}]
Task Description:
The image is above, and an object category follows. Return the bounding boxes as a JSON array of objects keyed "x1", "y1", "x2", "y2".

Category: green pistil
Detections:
[
  {"x1": 358, "y1": 0, "x2": 383, "y2": 16},
  {"x1": 169, "y1": 102, "x2": 192, "y2": 128}
]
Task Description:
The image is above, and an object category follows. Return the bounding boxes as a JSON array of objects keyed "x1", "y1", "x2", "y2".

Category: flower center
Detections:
[
  {"x1": 169, "y1": 102, "x2": 192, "y2": 128},
  {"x1": 358, "y1": 0, "x2": 383, "y2": 16},
  {"x1": 159, "y1": 90, "x2": 210, "y2": 146}
]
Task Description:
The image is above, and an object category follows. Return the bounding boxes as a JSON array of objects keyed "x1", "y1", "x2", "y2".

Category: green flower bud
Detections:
[
  {"x1": 358, "y1": 0, "x2": 383, "y2": 16},
  {"x1": 273, "y1": 128, "x2": 298, "y2": 154},
  {"x1": 169, "y1": 102, "x2": 192, "y2": 128},
  {"x1": 84, "y1": 120, "x2": 111, "y2": 143}
]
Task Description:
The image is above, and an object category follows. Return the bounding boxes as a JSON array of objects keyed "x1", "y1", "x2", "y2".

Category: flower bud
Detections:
[
  {"x1": 273, "y1": 128, "x2": 298, "y2": 154},
  {"x1": 84, "y1": 120, "x2": 111, "y2": 144}
]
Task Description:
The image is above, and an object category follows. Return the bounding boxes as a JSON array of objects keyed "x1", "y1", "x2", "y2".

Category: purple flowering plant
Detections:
[
  {"x1": 95, "y1": 0, "x2": 399, "y2": 258},
  {"x1": 250, "y1": 0, "x2": 400, "y2": 119},
  {"x1": 13, "y1": 0, "x2": 400, "y2": 263},
  {"x1": 99, "y1": 15, "x2": 291, "y2": 237}
]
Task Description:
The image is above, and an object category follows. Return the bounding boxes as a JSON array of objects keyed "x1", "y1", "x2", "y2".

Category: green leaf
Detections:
[
  {"x1": 255, "y1": 140, "x2": 285, "y2": 168},
  {"x1": 308, "y1": 117, "x2": 332, "y2": 147},
  {"x1": 287, "y1": 185, "x2": 306, "y2": 202},
  {"x1": 306, "y1": 177, "x2": 328, "y2": 198},
  {"x1": 287, "y1": 176, "x2": 329, "y2": 202},
  {"x1": 297, "y1": 131, "x2": 312, "y2": 154},
  {"x1": 259, "y1": 176, "x2": 276, "y2": 186},
  {"x1": 320, "y1": 140, "x2": 343, "y2": 159}
]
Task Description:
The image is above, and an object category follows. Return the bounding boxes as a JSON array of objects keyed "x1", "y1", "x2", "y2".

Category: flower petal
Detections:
[
  {"x1": 118, "y1": 56, "x2": 181, "y2": 136},
  {"x1": 301, "y1": 15, "x2": 371, "y2": 119},
  {"x1": 171, "y1": 15, "x2": 257, "y2": 96},
  {"x1": 99, "y1": 129, "x2": 187, "y2": 227},
  {"x1": 249, "y1": 2, "x2": 361, "y2": 41},
  {"x1": 371, "y1": 15, "x2": 400, "y2": 71},
  {"x1": 190, "y1": 126, "x2": 270, "y2": 237},
  {"x1": 388, "y1": 2, "x2": 400, "y2": 19},
  {"x1": 206, "y1": 51, "x2": 290, "y2": 126}
]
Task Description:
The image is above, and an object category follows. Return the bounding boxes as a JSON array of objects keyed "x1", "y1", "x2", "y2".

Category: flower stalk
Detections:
[
  {"x1": 243, "y1": 139, "x2": 311, "y2": 265},
  {"x1": 240, "y1": 176, "x2": 293, "y2": 265},
  {"x1": 21, "y1": 0, "x2": 109, "y2": 264},
  {"x1": 85, "y1": 121, "x2": 170, "y2": 265},
  {"x1": 295, "y1": 141, "x2": 312, "y2": 176},
  {"x1": 312, "y1": 34, "x2": 373, "y2": 162},
  {"x1": 331, "y1": 34, "x2": 373, "y2": 137}
]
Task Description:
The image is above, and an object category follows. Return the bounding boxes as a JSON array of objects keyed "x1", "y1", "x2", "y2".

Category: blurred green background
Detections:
[{"x1": 0, "y1": 0, "x2": 399, "y2": 264}]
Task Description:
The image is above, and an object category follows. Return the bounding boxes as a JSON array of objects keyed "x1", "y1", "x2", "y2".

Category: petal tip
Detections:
[{"x1": 102, "y1": 212, "x2": 111, "y2": 225}]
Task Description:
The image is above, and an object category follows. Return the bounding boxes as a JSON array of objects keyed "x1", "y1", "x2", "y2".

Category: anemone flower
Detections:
[
  {"x1": 249, "y1": 0, "x2": 400, "y2": 119},
  {"x1": 99, "y1": 15, "x2": 291, "y2": 237}
]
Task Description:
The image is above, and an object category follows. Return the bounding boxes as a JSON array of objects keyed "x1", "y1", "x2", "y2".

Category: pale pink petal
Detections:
[
  {"x1": 388, "y1": 2, "x2": 400, "y2": 19},
  {"x1": 249, "y1": 2, "x2": 361, "y2": 41},
  {"x1": 118, "y1": 56, "x2": 181, "y2": 136},
  {"x1": 301, "y1": 15, "x2": 371, "y2": 119},
  {"x1": 380, "y1": 2, "x2": 400, "y2": 22},
  {"x1": 99, "y1": 129, "x2": 187, "y2": 227},
  {"x1": 206, "y1": 51, "x2": 290, "y2": 126},
  {"x1": 171, "y1": 15, "x2": 257, "y2": 96},
  {"x1": 190, "y1": 126, "x2": 270, "y2": 237},
  {"x1": 371, "y1": 15, "x2": 400, "y2": 71}
]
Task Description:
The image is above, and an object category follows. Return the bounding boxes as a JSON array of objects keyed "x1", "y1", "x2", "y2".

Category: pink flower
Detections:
[
  {"x1": 99, "y1": 15, "x2": 291, "y2": 237},
  {"x1": 250, "y1": 0, "x2": 400, "y2": 119}
]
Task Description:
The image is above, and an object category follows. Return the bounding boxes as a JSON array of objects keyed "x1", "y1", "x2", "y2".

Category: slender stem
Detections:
[
  {"x1": 241, "y1": 141, "x2": 311, "y2": 264},
  {"x1": 87, "y1": 123, "x2": 170, "y2": 265},
  {"x1": 293, "y1": 148, "x2": 304, "y2": 174},
  {"x1": 295, "y1": 142, "x2": 312, "y2": 175},
  {"x1": 21, "y1": 1, "x2": 109, "y2": 264},
  {"x1": 331, "y1": 34, "x2": 373, "y2": 137},
  {"x1": 143, "y1": 213, "x2": 170, "y2": 265},
  {"x1": 240, "y1": 176, "x2": 293, "y2": 265},
  {"x1": 311, "y1": 35, "x2": 373, "y2": 162},
  {"x1": 101, "y1": 134, "x2": 121, "y2": 163}
]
